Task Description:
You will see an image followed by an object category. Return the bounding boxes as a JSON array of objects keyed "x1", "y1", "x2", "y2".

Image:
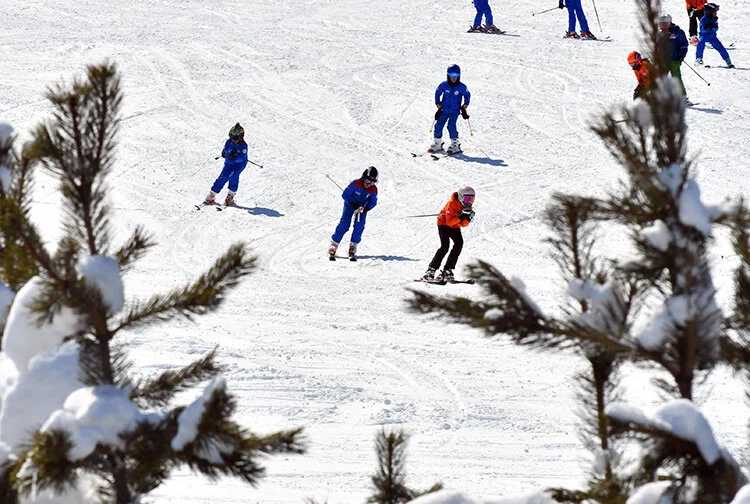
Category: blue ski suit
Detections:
[
  {"x1": 560, "y1": 0, "x2": 590, "y2": 33},
  {"x1": 331, "y1": 178, "x2": 378, "y2": 245},
  {"x1": 696, "y1": 14, "x2": 730, "y2": 61},
  {"x1": 473, "y1": 0, "x2": 494, "y2": 28},
  {"x1": 211, "y1": 138, "x2": 249, "y2": 193},
  {"x1": 434, "y1": 80, "x2": 471, "y2": 139}
]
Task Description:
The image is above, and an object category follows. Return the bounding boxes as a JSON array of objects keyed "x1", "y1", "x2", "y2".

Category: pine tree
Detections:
[
  {"x1": 366, "y1": 428, "x2": 441, "y2": 504},
  {"x1": 0, "y1": 62, "x2": 304, "y2": 503},
  {"x1": 407, "y1": 0, "x2": 750, "y2": 501}
]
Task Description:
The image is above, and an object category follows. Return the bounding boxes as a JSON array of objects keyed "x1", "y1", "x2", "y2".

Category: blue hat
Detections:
[{"x1": 447, "y1": 64, "x2": 461, "y2": 78}]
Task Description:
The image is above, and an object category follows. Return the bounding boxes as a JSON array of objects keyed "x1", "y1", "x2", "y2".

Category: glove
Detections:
[
  {"x1": 350, "y1": 202, "x2": 362, "y2": 210},
  {"x1": 461, "y1": 106, "x2": 470, "y2": 120},
  {"x1": 460, "y1": 209, "x2": 475, "y2": 222},
  {"x1": 558, "y1": 1, "x2": 564, "y2": 9},
  {"x1": 688, "y1": 6, "x2": 696, "y2": 17},
  {"x1": 434, "y1": 107, "x2": 442, "y2": 120},
  {"x1": 227, "y1": 151, "x2": 238, "y2": 161},
  {"x1": 220, "y1": 150, "x2": 226, "y2": 158}
]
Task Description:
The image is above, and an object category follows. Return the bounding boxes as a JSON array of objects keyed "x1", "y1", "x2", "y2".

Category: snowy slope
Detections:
[{"x1": 3, "y1": 0, "x2": 750, "y2": 502}]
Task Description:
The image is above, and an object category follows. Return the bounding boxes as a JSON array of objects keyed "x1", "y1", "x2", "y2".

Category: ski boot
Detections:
[
  {"x1": 690, "y1": 35, "x2": 698, "y2": 45},
  {"x1": 564, "y1": 31, "x2": 580, "y2": 39},
  {"x1": 580, "y1": 31, "x2": 596, "y2": 40},
  {"x1": 446, "y1": 138, "x2": 461, "y2": 155},
  {"x1": 328, "y1": 241, "x2": 338, "y2": 261},
  {"x1": 225, "y1": 190, "x2": 236, "y2": 206},
  {"x1": 484, "y1": 25, "x2": 500, "y2": 32},
  {"x1": 422, "y1": 267, "x2": 436, "y2": 281},
  {"x1": 348, "y1": 242, "x2": 358, "y2": 262},
  {"x1": 428, "y1": 137, "x2": 444, "y2": 153},
  {"x1": 468, "y1": 25, "x2": 484, "y2": 32},
  {"x1": 725, "y1": 58, "x2": 735, "y2": 68},
  {"x1": 441, "y1": 269, "x2": 454, "y2": 282},
  {"x1": 695, "y1": 58, "x2": 703, "y2": 66},
  {"x1": 204, "y1": 190, "x2": 217, "y2": 205}
]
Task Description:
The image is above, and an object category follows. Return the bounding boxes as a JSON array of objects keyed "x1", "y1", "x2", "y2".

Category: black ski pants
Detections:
[
  {"x1": 688, "y1": 8, "x2": 703, "y2": 38},
  {"x1": 429, "y1": 225, "x2": 463, "y2": 271}
]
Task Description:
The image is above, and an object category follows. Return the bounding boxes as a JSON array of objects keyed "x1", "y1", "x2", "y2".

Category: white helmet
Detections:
[
  {"x1": 658, "y1": 13, "x2": 672, "y2": 24},
  {"x1": 457, "y1": 186, "x2": 476, "y2": 205}
]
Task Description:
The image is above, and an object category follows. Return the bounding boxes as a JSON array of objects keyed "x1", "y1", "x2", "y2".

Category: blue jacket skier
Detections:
[
  {"x1": 205, "y1": 123, "x2": 249, "y2": 205},
  {"x1": 328, "y1": 167, "x2": 379, "y2": 260},
  {"x1": 429, "y1": 64, "x2": 470, "y2": 156},
  {"x1": 470, "y1": 0, "x2": 499, "y2": 32},
  {"x1": 657, "y1": 14, "x2": 690, "y2": 98},
  {"x1": 559, "y1": 0, "x2": 596, "y2": 39},
  {"x1": 695, "y1": 3, "x2": 734, "y2": 67}
]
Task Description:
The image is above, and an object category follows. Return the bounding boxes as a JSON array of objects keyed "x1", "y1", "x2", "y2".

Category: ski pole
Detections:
[
  {"x1": 430, "y1": 118, "x2": 437, "y2": 132},
  {"x1": 214, "y1": 155, "x2": 264, "y2": 168},
  {"x1": 532, "y1": 6, "x2": 559, "y2": 15},
  {"x1": 684, "y1": 61, "x2": 711, "y2": 86},
  {"x1": 591, "y1": 0, "x2": 603, "y2": 33},
  {"x1": 404, "y1": 213, "x2": 440, "y2": 218},
  {"x1": 325, "y1": 174, "x2": 344, "y2": 191},
  {"x1": 466, "y1": 118, "x2": 474, "y2": 136}
]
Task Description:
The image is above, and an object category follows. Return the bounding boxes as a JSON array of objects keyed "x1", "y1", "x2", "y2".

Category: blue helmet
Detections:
[{"x1": 447, "y1": 64, "x2": 461, "y2": 80}]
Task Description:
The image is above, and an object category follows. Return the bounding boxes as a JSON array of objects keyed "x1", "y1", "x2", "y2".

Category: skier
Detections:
[
  {"x1": 469, "y1": 0, "x2": 499, "y2": 32},
  {"x1": 429, "y1": 64, "x2": 471, "y2": 156},
  {"x1": 628, "y1": 51, "x2": 659, "y2": 99},
  {"x1": 328, "y1": 166, "x2": 379, "y2": 261},
  {"x1": 695, "y1": 3, "x2": 734, "y2": 68},
  {"x1": 686, "y1": 0, "x2": 707, "y2": 44},
  {"x1": 204, "y1": 123, "x2": 249, "y2": 206},
  {"x1": 422, "y1": 186, "x2": 476, "y2": 282},
  {"x1": 657, "y1": 14, "x2": 690, "y2": 102},
  {"x1": 558, "y1": 0, "x2": 597, "y2": 39}
]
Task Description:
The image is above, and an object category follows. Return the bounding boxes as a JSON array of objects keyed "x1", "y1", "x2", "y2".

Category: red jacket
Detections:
[
  {"x1": 437, "y1": 193, "x2": 471, "y2": 229},
  {"x1": 633, "y1": 58, "x2": 658, "y2": 87},
  {"x1": 686, "y1": 0, "x2": 706, "y2": 10}
]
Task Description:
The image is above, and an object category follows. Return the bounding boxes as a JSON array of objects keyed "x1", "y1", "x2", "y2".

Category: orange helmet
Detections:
[{"x1": 628, "y1": 51, "x2": 642, "y2": 67}]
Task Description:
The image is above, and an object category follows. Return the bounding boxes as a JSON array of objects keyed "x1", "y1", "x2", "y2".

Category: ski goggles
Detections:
[
  {"x1": 461, "y1": 195, "x2": 475, "y2": 204},
  {"x1": 364, "y1": 178, "x2": 377, "y2": 185},
  {"x1": 448, "y1": 72, "x2": 460, "y2": 78}
]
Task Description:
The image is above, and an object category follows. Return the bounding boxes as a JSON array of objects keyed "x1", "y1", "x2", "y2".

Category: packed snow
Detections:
[{"x1": 1, "y1": 0, "x2": 749, "y2": 502}]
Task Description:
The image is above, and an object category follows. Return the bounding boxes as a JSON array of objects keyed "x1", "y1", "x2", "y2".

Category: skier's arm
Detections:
[
  {"x1": 463, "y1": 87, "x2": 471, "y2": 107},
  {"x1": 366, "y1": 191, "x2": 378, "y2": 211},
  {"x1": 434, "y1": 84, "x2": 443, "y2": 107}
]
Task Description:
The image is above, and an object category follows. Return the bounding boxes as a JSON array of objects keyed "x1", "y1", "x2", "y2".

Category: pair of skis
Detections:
[
  {"x1": 330, "y1": 254, "x2": 357, "y2": 262},
  {"x1": 413, "y1": 277, "x2": 475, "y2": 285},
  {"x1": 195, "y1": 201, "x2": 235, "y2": 211},
  {"x1": 467, "y1": 26, "x2": 509, "y2": 35},
  {"x1": 410, "y1": 149, "x2": 463, "y2": 161}
]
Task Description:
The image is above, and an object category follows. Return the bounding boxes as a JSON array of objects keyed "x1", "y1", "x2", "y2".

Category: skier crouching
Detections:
[
  {"x1": 328, "y1": 167, "x2": 379, "y2": 261},
  {"x1": 423, "y1": 186, "x2": 476, "y2": 282}
]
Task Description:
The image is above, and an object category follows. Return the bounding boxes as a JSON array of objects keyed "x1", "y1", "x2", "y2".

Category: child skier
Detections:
[
  {"x1": 695, "y1": 3, "x2": 734, "y2": 68},
  {"x1": 559, "y1": 0, "x2": 597, "y2": 39},
  {"x1": 469, "y1": 0, "x2": 499, "y2": 32},
  {"x1": 429, "y1": 65, "x2": 471, "y2": 156},
  {"x1": 328, "y1": 166, "x2": 379, "y2": 261},
  {"x1": 422, "y1": 186, "x2": 476, "y2": 282},
  {"x1": 628, "y1": 51, "x2": 659, "y2": 99},
  {"x1": 657, "y1": 14, "x2": 690, "y2": 101},
  {"x1": 686, "y1": 0, "x2": 707, "y2": 44},
  {"x1": 204, "y1": 123, "x2": 249, "y2": 206}
]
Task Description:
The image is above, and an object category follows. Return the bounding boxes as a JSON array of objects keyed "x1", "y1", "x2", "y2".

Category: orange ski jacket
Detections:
[
  {"x1": 633, "y1": 58, "x2": 658, "y2": 87},
  {"x1": 437, "y1": 193, "x2": 471, "y2": 229}
]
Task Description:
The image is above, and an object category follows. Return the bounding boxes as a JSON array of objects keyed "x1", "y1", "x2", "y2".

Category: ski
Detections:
[
  {"x1": 431, "y1": 150, "x2": 463, "y2": 160},
  {"x1": 582, "y1": 36, "x2": 612, "y2": 42},
  {"x1": 330, "y1": 255, "x2": 357, "y2": 261},
  {"x1": 704, "y1": 65, "x2": 735, "y2": 69},
  {"x1": 195, "y1": 202, "x2": 223, "y2": 211},
  {"x1": 467, "y1": 27, "x2": 507, "y2": 35}
]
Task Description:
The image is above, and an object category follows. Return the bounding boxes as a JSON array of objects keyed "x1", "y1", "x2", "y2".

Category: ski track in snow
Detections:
[{"x1": 3, "y1": 0, "x2": 750, "y2": 502}]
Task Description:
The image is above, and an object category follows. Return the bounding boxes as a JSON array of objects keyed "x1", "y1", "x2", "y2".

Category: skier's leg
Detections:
[
  {"x1": 446, "y1": 114, "x2": 459, "y2": 139},
  {"x1": 688, "y1": 10, "x2": 697, "y2": 38},
  {"x1": 667, "y1": 61, "x2": 687, "y2": 95},
  {"x1": 444, "y1": 228, "x2": 464, "y2": 270},
  {"x1": 696, "y1": 38, "x2": 706, "y2": 60},
  {"x1": 210, "y1": 164, "x2": 233, "y2": 193},
  {"x1": 574, "y1": 0, "x2": 590, "y2": 32},
  {"x1": 332, "y1": 205, "x2": 355, "y2": 244},
  {"x1": 485, "y1": 7, "x2": 494, "y2": 27},
  {"x1": 434, "y1": 113, "x2": 449, "y2": 139},
  {"x1": 473, "y1": 9, "x2": 483, "y2": 28},
  {"x1": 711, "y1": 37, "x2": 730, "y2": 61},
  {"x1": 350, "y1": 212, "x2": 368, "y2": 244},
  {"x1": 428, "y1": 226, "x2": 451, "y2": 270},
  {"x1": 227, "y1": 164, "x2": 247, "y2": 192},
  {"x1": 567, "y1": 4, "x2": 576, "y2": 32}
]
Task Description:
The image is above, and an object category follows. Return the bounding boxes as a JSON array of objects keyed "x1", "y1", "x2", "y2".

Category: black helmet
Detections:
[{"x1": 362, "y1": 166, "x2": 379, "y2": 183}]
